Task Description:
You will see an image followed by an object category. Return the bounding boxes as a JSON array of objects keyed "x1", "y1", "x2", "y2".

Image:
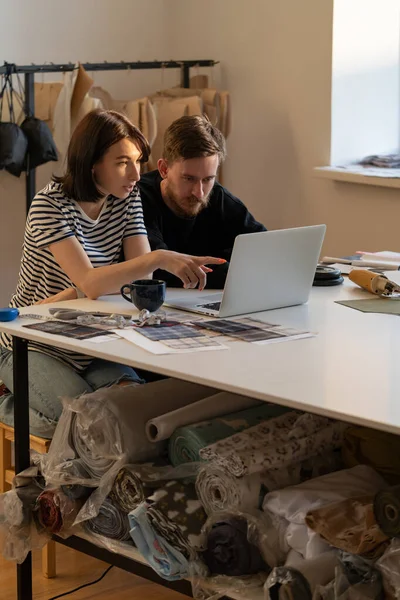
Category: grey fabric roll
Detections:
[
  {"x1": 70, "y1": 378, "x2": 216, "y2": 478},
  {"x1": 85, "y1": 498, "x2": 131, "y2": 541},
  {"x1": 146, "y1": 392, "x2": 259, "y2": 442}
]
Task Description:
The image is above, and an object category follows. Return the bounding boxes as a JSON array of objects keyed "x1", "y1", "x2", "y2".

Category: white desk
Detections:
[
  {"x1": 1, "y1": 277, "x2": 399, "y2": 599},
  {"x1": 2, "y1": 277, "x2": 400, "y2": 435}
]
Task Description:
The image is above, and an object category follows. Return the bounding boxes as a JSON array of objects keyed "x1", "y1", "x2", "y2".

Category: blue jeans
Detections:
[{"x1": 0, "y1": 346, "x2": 144, "y2": 439}]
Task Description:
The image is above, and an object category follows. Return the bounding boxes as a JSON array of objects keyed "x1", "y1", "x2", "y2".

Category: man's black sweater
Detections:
[{"x1": 138, "y1": 170, "x2": 266, "y2": 289}]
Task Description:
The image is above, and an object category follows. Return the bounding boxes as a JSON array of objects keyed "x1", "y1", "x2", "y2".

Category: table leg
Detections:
[{"x1": 13, "y1": 336, "x2": 33, "y2": 600}]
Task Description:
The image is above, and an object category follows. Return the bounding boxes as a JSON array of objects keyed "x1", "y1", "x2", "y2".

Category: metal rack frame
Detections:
[{"x1": 0, "y1": 59, "x2": 216, "y2": 214}]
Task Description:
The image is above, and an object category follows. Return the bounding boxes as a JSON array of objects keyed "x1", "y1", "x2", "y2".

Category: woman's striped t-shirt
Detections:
[{"x1": 0, "y1": 181, "x2": 147, "y2": 371}]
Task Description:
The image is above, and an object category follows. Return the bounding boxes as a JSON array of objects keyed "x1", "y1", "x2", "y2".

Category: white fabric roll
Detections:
[
  {"x1": 263, "y1": 465, "x2": 387, "y2": 559},
  {"x1": 285, "y1": 550, "x2": 339, "y2": 590},
  {"x1": 145, "y1": 392, "x2": 259, "y2": 442}
]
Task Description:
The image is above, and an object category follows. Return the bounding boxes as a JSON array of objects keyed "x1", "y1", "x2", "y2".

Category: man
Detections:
[{"x1": 138, "y1": 115, "x2": 266, "y2": 289}]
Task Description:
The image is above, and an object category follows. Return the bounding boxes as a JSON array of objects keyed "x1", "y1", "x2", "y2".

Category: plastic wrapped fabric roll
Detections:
[
  {"x1": 129, "y1": 480, "x2": 207, "y2": 579},
  {"x1": 59, "y1": 459, "x2": 94, "y2": 501},
  {"x1": 146, "y1": 392, "x2": 260, "y2": 442},
  {"x1": 202, "y1": 516, "x2": 268, "y2": 576},
  {"x1": 35, "y1": 489, "x2": 80, "y2": 534},
  {"x1": 109, "y1": 461, "x2": 199, "y2": 514},
  {"x1": 146, "y1": 481, "x2": 207, "y2": 560},
  {"x1": 168, "y1": 402, "x2": 290, "y2": 466},
  {"x1": 110, "y1": 465, "x2": 149, "y2": 513},
  {"x1": 68, "y1": 379, "x2": 216, "y2": 478},
  {"x1": 85, "y1": 498, "x2": 131, "y2": 541},
  {"x1": 373, "y1": 485, "x2": 400, "y2": 538},
  {"x1": 313, "y1": 552, "x2": 384, "y2": 600},
  {"x1": 196, "y1": 452, "x2": 343, "y2": 514},
  {"x1": 200, "y1": 411, "x2": 347, "y2": 477},
  {"x1": 264, "y1": 551, "x2": 339, "y2": 600},
  {"x1": 377, "y1": 539, "x2": 400, "y2": 600},
  {"x1": 306, "y1": 495, "x2": 389, "y2": 560},
  {"x1": 263, "y1": 465, "x2": 387, "y2": 560},
  {"x1": 128, "y1": 501, "x2": 189, "y2": 581}
]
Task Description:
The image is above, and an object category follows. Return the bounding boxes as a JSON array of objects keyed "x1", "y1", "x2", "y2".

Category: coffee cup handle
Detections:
[{"x1": 120, "y1": 284, "x2": 133, "y2": 303}]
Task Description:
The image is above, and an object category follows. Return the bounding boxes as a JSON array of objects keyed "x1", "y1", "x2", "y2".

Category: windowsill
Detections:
[{"x1": 314, "y1": 166, "x2": 400, "y2": 189}]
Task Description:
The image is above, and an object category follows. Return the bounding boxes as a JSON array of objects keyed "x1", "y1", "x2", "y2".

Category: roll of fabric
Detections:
[
  {"x1": 146, "y1": 392, "x2": 260, "y2": 443},
  {"x1": 35, "y1": 489, "x2": 80, "y2": 534},
  {"x1": 2, "y1": 485, "x2": 41, "y2": 528},
  {"x1": 343, "y1": 426, "x2": 400, "y2": 485},
  {"x1": 129, "y1": 501, "x2": 189, "y2": 581},
  {"x1": 146, "y1": 481, "x2": 207, "y2": 560},
  {"x1": 377, "y1": 540, "x2": 400, "y2": 600},
  {"x1": 110, "y1": 462, "x2": 201, "y2": 514},
  {"x1": 85, "y1": 498, "x2": 131, "y2": 541},
  {"x1": 129, "y1": 480, "x2": 207, "y2": 581},
  {"x1": 264, "y1": 550, "x2": 339, "y2": 600},
  {"x1": 196, "y1": 452, "x2": 343, "y2": 514},
  {"x1": 314, "y1": 552, "x2": 384, "y2": 600},
  {"x1": 168, "y1": 402, "x2": 290, "y2": 466},
  {"x1": 263, "y1": 466, "x2": 387, "y2": 560},
  {"x1": 59, "y1": 459, "x2": 94, "y2": 501},
  {"x1": 69, "y1": 378, "x2": 216, "y2": 478},
  {"x1": 200, "y1": 411, "x2": 347, "y2": 477},
  {"x1": 202, "y1": 516, "x2": 268, "y2": 576},
  {"x1": 306, "y1": 495, "x2": 389, "y2": 560},
  {"x1": 110, "y1": 465, "x2": 150, "y2": 513},
  {"x1": 373, "y1": 485, "x2": 400, "y2": 538}
]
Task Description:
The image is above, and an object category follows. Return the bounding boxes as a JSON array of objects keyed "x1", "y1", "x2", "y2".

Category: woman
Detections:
[{"x1": 0, "y1": 109, "x2": 224, "y2": 437}]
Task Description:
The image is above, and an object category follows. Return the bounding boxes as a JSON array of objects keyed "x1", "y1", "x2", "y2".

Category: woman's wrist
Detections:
[{"x1": 149, "y1": 249, "x2": 166, "y2": 271}]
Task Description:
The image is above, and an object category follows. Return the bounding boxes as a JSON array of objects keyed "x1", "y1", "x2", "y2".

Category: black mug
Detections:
[{"x1": 120, "y1": 279, "x2": 166, "y2": 312}]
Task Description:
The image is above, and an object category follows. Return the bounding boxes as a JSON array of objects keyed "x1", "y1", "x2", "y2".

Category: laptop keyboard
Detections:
[{"x1": 198, "y1": 302, "x2": 221, "y2": 311}]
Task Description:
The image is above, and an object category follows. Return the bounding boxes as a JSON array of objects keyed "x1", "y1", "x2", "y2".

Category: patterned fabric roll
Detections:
[
  {"x1": 146, "y1": 481, "x2": 207, "y2": 560},
  {"x1": 85, "y1": 498, "x2": 131, "y2": 541},
  {"x1": 200, "y1": 411, "x2": 347, "y2": 477},
  {"x1": 110, "y1": 462, "x2": 200, "y2": 514},
  {"x1": 196, "y1": 452, "x2": 343, "y2": 514},
  {"x1": 129, "y1": 480, "x2": 207, "y2": 581},
  {"x1": 168, "y1": 402, "x2": 290, "y2": 466}
]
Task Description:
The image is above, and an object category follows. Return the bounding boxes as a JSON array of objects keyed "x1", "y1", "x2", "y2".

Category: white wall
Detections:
[
  {"x1": 0, "y1": 0, "x2": 177, "y2": 305},
  {"x1": 165, "y1": 0, "x2": 400, "y2": 258},
  {"x1": 331, "y1": 0, "x2": 400, "y2": 164},
  {"x1": 3, "y1": 0, "x2": 400, "y2": 306}
]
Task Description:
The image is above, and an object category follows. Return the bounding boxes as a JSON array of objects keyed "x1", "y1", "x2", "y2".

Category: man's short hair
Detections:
[{"x1": 163, "y1": 115, "x2": 226, "y2": 164}]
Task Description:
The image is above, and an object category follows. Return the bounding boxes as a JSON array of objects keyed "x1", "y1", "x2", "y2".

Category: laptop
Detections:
[{"x1": 165, "y1": 225, "x2": 326, "y2": 318}]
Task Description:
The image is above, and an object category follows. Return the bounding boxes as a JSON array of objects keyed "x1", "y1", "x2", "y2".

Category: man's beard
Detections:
[{"x1": 164, "y1": 183, "x2": 211, "y2": 217}]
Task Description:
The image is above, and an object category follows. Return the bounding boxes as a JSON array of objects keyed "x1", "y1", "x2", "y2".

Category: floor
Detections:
[{"x1": 1, "y1": 545, "x2": 187, "y2": 600}]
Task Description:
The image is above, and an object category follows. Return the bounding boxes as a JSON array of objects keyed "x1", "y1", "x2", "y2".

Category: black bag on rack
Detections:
[
  {"x1": 0, "y1": 66, "x2": 28, "y2": 177},
  {"x1": 20, "y1": 115, "x2": 58, "y2": 169}
]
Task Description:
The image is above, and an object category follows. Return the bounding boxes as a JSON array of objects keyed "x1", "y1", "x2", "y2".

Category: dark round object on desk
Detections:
[
  {"x1": 313, "y1": 276, "x2": 344, "y2": 287},
  {"x1": 313, "y1": 276, "x2": 344, "y2": 286},
  {"x1": 314, "y1": 266, "x2": 342, "y2": 280},
  {"x1": 313, "y1": 265, "x2": 344, "y2": 287}
]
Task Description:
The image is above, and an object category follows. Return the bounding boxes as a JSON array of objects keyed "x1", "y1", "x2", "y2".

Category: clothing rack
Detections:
[{"x1": 0, "y1": 59, "x2": 216, "y2": 214}]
